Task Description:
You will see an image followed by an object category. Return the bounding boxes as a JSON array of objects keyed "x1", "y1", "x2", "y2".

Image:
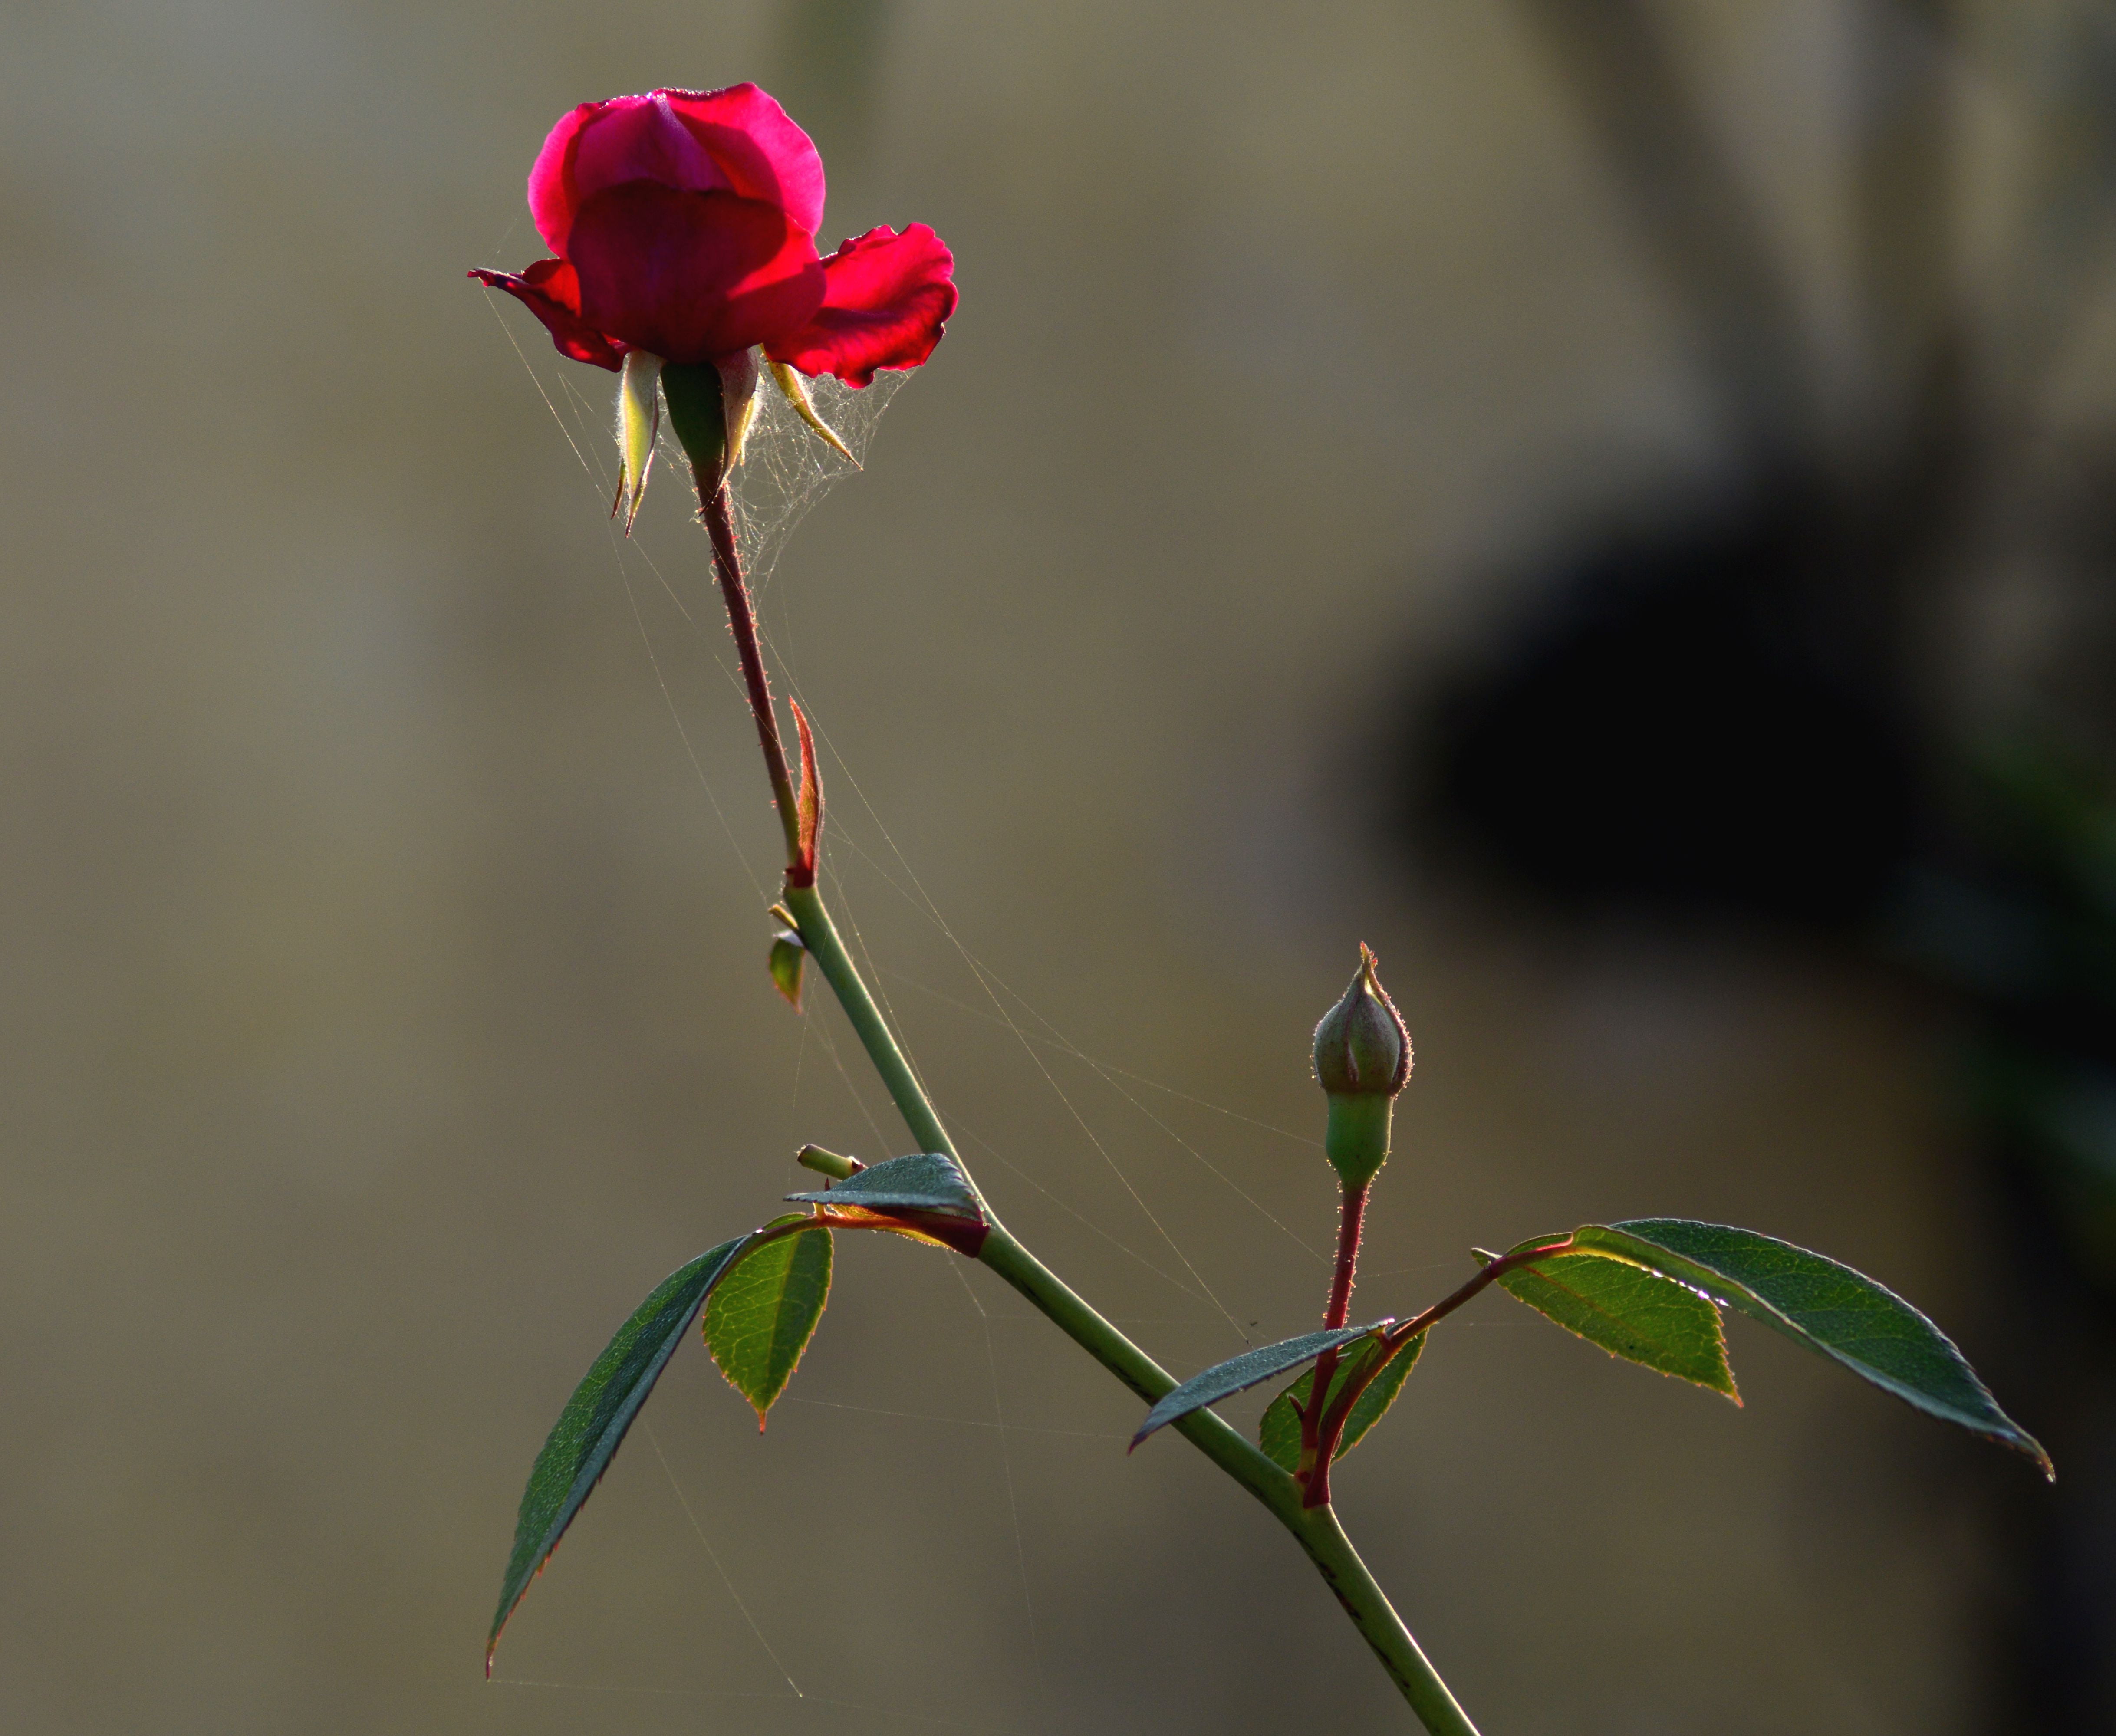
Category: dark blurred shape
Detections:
[
  {"x1": 1909, "y1": 745, "x2": 2116, "y2": 1290},
  {"x1": 1418, "y1": 0, "x2": 1976, "y2": 934},
  {"x1": 1899, "y1": 743, "x2": 2116, "y2": 1732},
  {"x1": 1424, "y1": 483, "x2": 1919, "y2": 930},
  {"x1": 1399, "y1": 3, "x2": 2116, "y2": 1728}
]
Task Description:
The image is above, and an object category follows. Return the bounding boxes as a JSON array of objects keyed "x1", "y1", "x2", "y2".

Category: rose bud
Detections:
[
  {"x1": 470, "y1": 85, "x2": 957, "y2": 513},
  {"x1": 1311, "y1": 945, "x2": 1412, "y2": 1189}
]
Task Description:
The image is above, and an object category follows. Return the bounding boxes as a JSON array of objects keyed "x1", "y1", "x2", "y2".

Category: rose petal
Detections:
[
  {"x1": 468, "y1": 259, "x2": 626, "y2": 370},
  {"x1": 527, "y1": 102, "x2": 605, "y2": 255},
  {"x1": 530, "y1": 85, "x2": 825, "y2": 256},
  {"x1": 764, "y1": 224, "x2": 958, "y2": 388},
  {"x1": 665, "y1": 86, "x2": 825, "y2": 238},
  {"x1": 567, "y1": 182, "x2": 826, "y2": 365}
]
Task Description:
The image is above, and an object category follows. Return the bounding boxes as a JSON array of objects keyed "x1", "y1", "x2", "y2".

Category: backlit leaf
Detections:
[
  {"x1": 1131, "y1": 1322, "x2": 1390, "y2": 1450},
  {"x1": 1489, "y1": 1240, "x2": 1737, "y2": 1398},
  {"x1": 704, "y1": 1215, "x2": 833, "y2": 1426},
  {"x1": 488, "y1": 1235, "x2": 749, "y2": 1669},
  {"x1": 1577, "y1": 1219, "x2": 2050, "y2": 1475},
  {"x1": 1257, "y1": 1331, "x2": 1425, "y2": 1473}
]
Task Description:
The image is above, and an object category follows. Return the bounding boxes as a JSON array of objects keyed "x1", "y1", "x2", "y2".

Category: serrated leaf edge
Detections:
[
  {"x1": 1483, "y1": 1242, "x2": 1739, "y2": 1402},
  {"x1": 1581, "y1": 1220, "x2": 2051, "y2": 1476},
  {"x1": 703, "y1": 1217, "x2": 833, "y2": 1427}
]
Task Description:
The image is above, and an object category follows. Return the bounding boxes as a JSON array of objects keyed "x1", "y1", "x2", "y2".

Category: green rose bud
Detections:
[
  {"x1": 1312, "y1": 946, "x2": 1412, "y2": 1188},
  {"x1": 1313, "y1": 945, "x2": 1410, "y2": 1096}
]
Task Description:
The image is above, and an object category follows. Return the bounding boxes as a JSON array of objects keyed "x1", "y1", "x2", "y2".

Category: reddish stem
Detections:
[
  {"x1": 1322, "y1": 1183, "x2": 1369, "y2": 1333},
  {"x1": 1389, "y1": 1235, "x2": 1573, "y2": 1347},
  {"x1": 698, "y1": 477, "x2": 803, "y2": 870},
  {"x1": 1301, "y1": 1182, "x2": 1370, "y2": 1509}
]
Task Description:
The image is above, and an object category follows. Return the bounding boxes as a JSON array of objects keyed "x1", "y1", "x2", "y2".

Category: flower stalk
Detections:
[{"x1": 1301, "y1": 1180, "x2": 1371, "y2": 1508}]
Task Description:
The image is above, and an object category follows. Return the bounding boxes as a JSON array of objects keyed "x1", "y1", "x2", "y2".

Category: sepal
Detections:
[
  {"x1": 612, "y1": 349, "x2": 663, "y2": 531},
  {"x1": 720, "y1": 347, "x2": 761, "y2": 472},
  {"x1": 768, "y1": 358, "x2": 855, "y2": 460}
]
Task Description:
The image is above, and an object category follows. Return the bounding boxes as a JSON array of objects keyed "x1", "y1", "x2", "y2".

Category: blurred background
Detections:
[{"x1": 4, "y1": 0, "x2": 2113, "y2": 1730}]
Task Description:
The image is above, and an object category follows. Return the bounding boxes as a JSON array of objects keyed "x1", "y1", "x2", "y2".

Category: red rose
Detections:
[{"x1": 471, "y1": 85, "x2": 956, "y2": 388}]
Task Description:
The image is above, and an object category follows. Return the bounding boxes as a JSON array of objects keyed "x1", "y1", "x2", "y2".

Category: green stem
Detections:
[
  {"x1": 781, "y1": 882, "x2": 957, "y2": 1164},
  {"x1": 976, "y1": 1224, "x2": 1297, "y2": 1507},
  {"x1": 780, "y1": 877, "x2": 1480, "y2": 1733},
  {"x1": 1290, "y1": 1506, "x2": 1481, "y2": 1736}
]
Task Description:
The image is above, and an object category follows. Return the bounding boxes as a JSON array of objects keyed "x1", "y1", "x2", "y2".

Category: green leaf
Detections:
[
  {"x1": 768, "y1": 930, "x2": 806, "y2": 1008},
  {"x1": 1131, "y1": 1322, "x2": 1390, "y2": 1450},
  {"x1": 1576, "y1": 1219, "x2": 2050, "y2": 1475},
  {"x1": 785, "y1": 1151, "x2": 982, "y2": 1221},
  {"x1": 487, "y1": 1235, "x2": 749, "y2": 1670},
  {"x1": 1487, "y1": 1240, "x2": 1737, "y2": 1399},
  {"x1": 1258, "y1": 1331, "x2": 1426, "y2": 1473},
  {"x1": 703, "y1": 1215, "x2": 833, "y2": 1426}
]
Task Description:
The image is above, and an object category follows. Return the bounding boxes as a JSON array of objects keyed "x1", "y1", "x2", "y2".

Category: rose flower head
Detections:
[{"x1": 470, "y1": 85, "x2": 957, "y2": 523}]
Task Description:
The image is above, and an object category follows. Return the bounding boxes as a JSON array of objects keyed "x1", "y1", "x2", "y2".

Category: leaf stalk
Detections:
[{"x1": 1322, "y1": 1238, "x2": 1579, "y2": 1440}]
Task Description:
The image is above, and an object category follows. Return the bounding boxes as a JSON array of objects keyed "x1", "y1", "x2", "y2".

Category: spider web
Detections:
[{"x1": 712, "y1": 368, "x2": 907, "y2": 595}]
